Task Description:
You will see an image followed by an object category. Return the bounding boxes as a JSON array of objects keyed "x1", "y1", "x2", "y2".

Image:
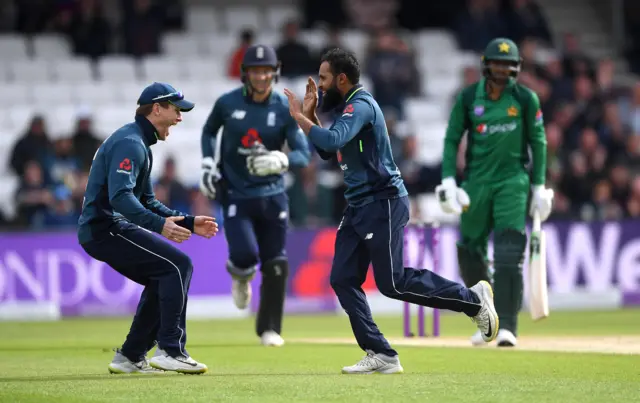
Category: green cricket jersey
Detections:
[{"x1": 442, "y1": 78, "x2": 547, "y2": 185}]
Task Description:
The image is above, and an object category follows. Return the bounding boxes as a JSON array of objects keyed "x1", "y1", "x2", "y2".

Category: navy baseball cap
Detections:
[{"x1": 137, "y1": 82, "x2": 195, "y2": 112}]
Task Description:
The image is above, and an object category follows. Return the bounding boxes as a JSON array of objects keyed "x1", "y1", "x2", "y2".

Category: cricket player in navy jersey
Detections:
[
  {"x1": 283, "y1": 48, "x2": 499, "y2": 374},
  {"x1": 78, "y1": 82, "x2": 218, "y2": 375},
  {"x1": 200, "y1": 45, "x2": 311, "y2": 347}
]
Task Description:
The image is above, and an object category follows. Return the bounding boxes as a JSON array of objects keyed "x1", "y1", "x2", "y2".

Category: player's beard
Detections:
[{"x1": 319, "y1": 84, "x2": 343, "y2": 113}]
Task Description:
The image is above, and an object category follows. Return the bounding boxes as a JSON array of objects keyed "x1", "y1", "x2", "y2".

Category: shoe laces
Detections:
[
  {"x1": 355, "y1": 353, "x2": 378, "y2": 368},
  {"x1": 471, "y1": 305, "x2": 489, "y2": 330}
]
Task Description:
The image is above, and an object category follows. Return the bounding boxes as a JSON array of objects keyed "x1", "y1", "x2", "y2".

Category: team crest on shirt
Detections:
[
  {"x1": 116, "y1": 158, "x2": 132, "y2": 174},
  {"x1": 507, "y1": 106, "x2": 518, "y2": 117},
  {"x1": 342, "y1": 104, "x2": 354, "y2": 117},
  {"x1": 238, "y1": 128, "x2": 263, "y2": 155}
]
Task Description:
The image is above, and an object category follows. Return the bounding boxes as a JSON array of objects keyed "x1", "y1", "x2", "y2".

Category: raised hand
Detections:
[
  {"x1": 302, "y1": 77, "x2": 318, "y2": 117},
  {"x1": 283, "y1": 88, "x2": 303, "y2": 118}
]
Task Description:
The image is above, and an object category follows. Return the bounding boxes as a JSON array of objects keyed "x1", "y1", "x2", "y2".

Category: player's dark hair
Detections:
[
  {"x1": 320, "y1": 48, "x2": 360, "y2": 85},
  {"x1": 136, "y1": 101, "x2": 170, "y2": 116}
]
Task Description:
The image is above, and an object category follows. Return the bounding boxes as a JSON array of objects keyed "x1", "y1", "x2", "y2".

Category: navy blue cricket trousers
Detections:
[
  {"x1": 81, "y1": 221, "x2": 193, "y2": 361},
  {"x1": 223, "y1": 192, "x2": 289, "y2": 271},
  {"x1": 330, "y1": 196, "x2": 481, "y2": 356}
]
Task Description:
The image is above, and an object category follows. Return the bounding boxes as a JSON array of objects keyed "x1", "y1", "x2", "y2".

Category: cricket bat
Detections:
[{"x1": 528, "y1": 210, "x2": 549, "y2": 321}]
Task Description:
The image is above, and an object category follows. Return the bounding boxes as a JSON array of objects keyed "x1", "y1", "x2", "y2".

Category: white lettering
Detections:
[
  {"x1": 91, "y1": 262, "x2": 141, "y2": 303},
  {"x1": 5, "y1": 251, "x2": 45, "y2": 301},
  {"x1": 617, "y1": 238, "x2": 640, "y2": 292},
  {"x1": 47, "y1": 250, "x2": 91, "y2": 307},
  {"x1": 546, "y1": 223, "x2": 619, "y2": 292}
]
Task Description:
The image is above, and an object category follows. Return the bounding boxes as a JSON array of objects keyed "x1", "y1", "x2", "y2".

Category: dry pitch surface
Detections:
[{"x1": 294, "y1": 335, "x2": 640, "y2": 355}]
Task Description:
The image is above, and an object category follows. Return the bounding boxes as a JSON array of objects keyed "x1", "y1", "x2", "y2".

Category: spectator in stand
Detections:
[
  {"x1": 45, "y1": 137, "x2": 81, "y2": 189},
  {"x1": 9, "y1": 115, "x2": 52, "y2": 183},
  {"x1": 365, "y1": 29, "x2": 419, "y2": 118},
  {"x1": 122, "y1": 0, "x2": 164, "y2": 57},
  {"x1": 318, "y1": 26, "x2": 346, "y2": 59},
  {"x1": 14, "y1": 160, "x2": 54, "y2": 229},
  {"x1": 227, "y1": 28, "x2": 254, "y2": 79},
  {"x1": 561, "y1": 32, "x2": 595, "y2": 79},
  {"x1": 455, "y1": 0, "x2": 507, "y2": 53},
  {"x1": 71, "y1": 108, "x2": 101, "y2": 171},
  {"x1": 68, "y1": 0, "x2": 112, "y2": 60},
  {"x1": 154, "y1": 157, "x2": 190, "y2": 213},
  {"x1": 43, "y1": 185, "x2": 79, "y2": 228},
  {"x1": 276, "y1": 19, "x2": 315, "y2": 78},
  {"x1": 504, "y1": 0, "x2": 553, "y2": 47}
]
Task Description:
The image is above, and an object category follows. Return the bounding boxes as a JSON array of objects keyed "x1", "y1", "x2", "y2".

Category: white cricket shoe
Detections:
[
  {"x1": 470, "y1": 330, "x2": 488, "y2": 346},
  {"x1": 496, "y1": 329, "x2": 517, "y2": 347},
  {"x1": 232, "y1": 278, "x2": 251, "y2": 310},
  {"x1": 261, "y1": 331, "x2": 285, "y2": 347},
  {"x1": 469, "y1": 280, "x2": 499, "y2": 342},
  {"x1": 149, "y1": 349, "x2": 207, "y2": 374},
  {"x1": 108, "y1": 349, "x2": 164, "y2": 374},
  {"x1": 342, "y1": 351, "x2": 404, "y2": 374}
]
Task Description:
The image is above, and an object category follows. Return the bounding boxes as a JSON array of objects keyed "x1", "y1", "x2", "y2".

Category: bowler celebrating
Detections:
[
  {"x1": 78, "y1": 82, "x2": 218, "y2": 374},
  {"x1": 284, "y1": 49, "x2": 499, "y2": 374}
]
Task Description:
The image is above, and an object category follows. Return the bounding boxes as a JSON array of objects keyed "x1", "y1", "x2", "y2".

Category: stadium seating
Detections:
[{"x1": 0, "y1": 5, "x2": 477, "y2": 222}]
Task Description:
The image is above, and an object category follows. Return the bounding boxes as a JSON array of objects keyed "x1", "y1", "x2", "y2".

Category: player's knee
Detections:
[
  {"x1": 174, "y1": 251, "x2": 193, "y2": 276},
  {"x1": 261, "y1": 257, "x2": 288, "y2": 278},
  {"x1": 374, "y1": 268, "x2": 405, "y2": 298},
  {"x1": 329, "y1": 270, "x2": 354, "y2": 291},
  {"x1": 227, "y1": 259, "x2": 258, "y2": 280},
  {"x1": 493, "y1": 229, "x2": 527, "y2": 272}
]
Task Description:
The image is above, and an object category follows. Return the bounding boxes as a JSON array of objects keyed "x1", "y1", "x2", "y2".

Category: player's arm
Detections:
[
  {"x1": 201, "y1": 98, "x2": 224, "y2": 160},
  {"x1": 107, "y1": 140, "x2": 166, "y2": 234},
  {"x1": 305, "y1": 113, "x2": 335, "y2": 160},
  {"x1": 441, "y1": 92, "x2": 467, "y2": 179},
  {"x1": 141, "y1": 179, "x2": 195, "y2": 232},
  {"x1": 525, "y1": 91, "x2": 547, "y2": 187},
  {"x1": 301, "y1": 100, "x2": 373, "y2": 152},
  {"x1": 200, "y1": 98, "x2": 225, "y2": 198},
  {"x1": 284, "y1": 116, "x2": 311, "y2": 167}
]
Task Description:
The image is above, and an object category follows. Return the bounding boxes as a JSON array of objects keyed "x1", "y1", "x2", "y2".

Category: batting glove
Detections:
[
  {"x1": 529, "y1": 185, "x2": 554, "y2": 221},
  {"x1": 200, "y1": 157, "x2": 220, "y2": 200},
  {"x1": 247, "y1": 151, "x2": 289, "y2": 176},
  {"x1": 435, "y1": 177, "x2": 470, "y2": 215}
]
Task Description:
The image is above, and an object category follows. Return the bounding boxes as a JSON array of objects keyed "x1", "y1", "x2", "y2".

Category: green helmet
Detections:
[{"x1": 481, "y1": 38, "x2": 522, "y2": 80}]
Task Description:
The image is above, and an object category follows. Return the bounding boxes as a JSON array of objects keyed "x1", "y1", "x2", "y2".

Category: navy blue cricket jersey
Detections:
[
  {"x1": 77, "y1": 115, "x2": 193, "y2": 244},
  {"x1": 309, "y1": 85, "x2": 407, "y2": 207},
  {"x1": 201, "y1": 87, "x2": 311, "y2": 200}
]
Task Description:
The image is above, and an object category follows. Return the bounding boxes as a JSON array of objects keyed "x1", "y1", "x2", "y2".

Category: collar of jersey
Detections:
[
  {"x1": 242, "y1": 86, "x2": 273, "y2": 105},
  {"x1": 333, "y1": 84, "x2": 364, "y2": 113},
  {"x1": 478, "y1": 77, "x2": 515, "y2": 100},
  {"x1": 134, "y1": 114, "x2": 158, "y2": 146}
]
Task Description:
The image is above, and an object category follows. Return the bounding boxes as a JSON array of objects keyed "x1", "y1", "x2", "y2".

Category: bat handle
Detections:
[{"x1": 532, "y1": 210, "x2": 541, "y2": 231}]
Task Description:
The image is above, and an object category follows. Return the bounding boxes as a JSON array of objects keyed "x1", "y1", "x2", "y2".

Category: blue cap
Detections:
[{"x1": 137, "y1": 82, "x2": 195, "y2": 112}]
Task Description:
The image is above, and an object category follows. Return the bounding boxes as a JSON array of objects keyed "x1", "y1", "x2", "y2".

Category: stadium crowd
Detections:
[{"x1": 1, "y1": 0, "x2": 639, "y2": 231}]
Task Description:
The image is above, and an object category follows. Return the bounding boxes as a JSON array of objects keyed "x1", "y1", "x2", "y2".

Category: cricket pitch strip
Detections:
[{"x1": 291, "y1": 336, "x2": 640, "y2": 355}]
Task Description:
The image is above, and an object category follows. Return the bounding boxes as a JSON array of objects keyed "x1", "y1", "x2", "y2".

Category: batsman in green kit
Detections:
[{"x1": 436, "y1": 38, "x2": 554, "y2": 347}]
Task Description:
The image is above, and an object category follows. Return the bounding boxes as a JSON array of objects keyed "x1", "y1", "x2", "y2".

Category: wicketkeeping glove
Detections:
[
  {"x1": 247, "y1": 150, "x2": 289, "y2": 176},
  {"x1": 435, "y1": 177, "x2": 470, "y2": 215},
  {"x1": 200, "y1": 157, "x2": 220, "y2": 200}
]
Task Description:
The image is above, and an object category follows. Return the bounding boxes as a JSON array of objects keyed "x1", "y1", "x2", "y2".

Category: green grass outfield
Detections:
[{"x1": 0, "y1": 309, "x2": 638, "y2": 403}]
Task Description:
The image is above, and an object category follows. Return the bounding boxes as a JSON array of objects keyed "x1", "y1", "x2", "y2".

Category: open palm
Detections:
[{"x1": 303, "y1": 77, "x2": 318, "y2": 116}]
